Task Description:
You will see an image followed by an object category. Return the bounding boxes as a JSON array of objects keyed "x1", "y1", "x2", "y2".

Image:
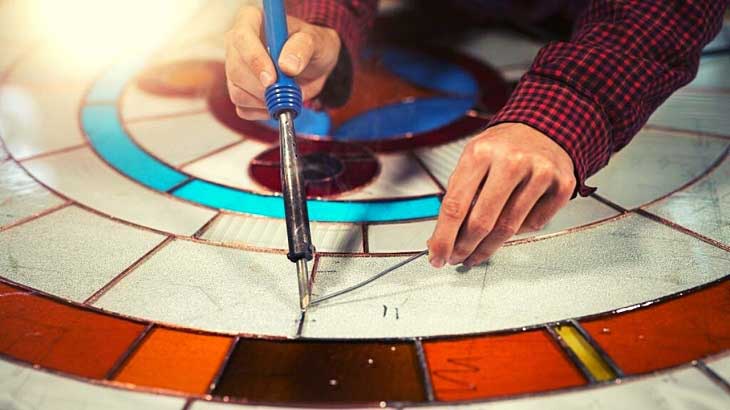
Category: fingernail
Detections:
[
  {"x1": 282, "y1": 54, "x2": 301, "y2": 72},
  {"x1": 448, "y1": 257, "x2": 462, "y2": 266},
  {"x1": 430, "y1": 257, "x2": 444, "y2": 268},
  {"x1": 259, "y1": 71, "x2": 273, "y2": 87}
]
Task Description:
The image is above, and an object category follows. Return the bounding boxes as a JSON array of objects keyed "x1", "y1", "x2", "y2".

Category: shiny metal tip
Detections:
[{"x1": 296, "y1": 259, "x2": 310, "y2": 311}]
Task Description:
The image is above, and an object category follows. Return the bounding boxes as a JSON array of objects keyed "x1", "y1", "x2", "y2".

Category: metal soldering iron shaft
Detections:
[
  {"x1": 278, "y1": 111, "x2": 313, "y2": 310},
  {"x1": 297, "y1": 259, "x2": 310, "y2": 310}
]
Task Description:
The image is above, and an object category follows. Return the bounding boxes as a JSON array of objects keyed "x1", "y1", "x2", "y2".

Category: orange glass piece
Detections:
[
  {"x1": 581, "y1": 280, "x2": 730, "y2": 375},
  {"x1": 328, "y1": 58, "x2": 440, "y2": 127},
  {"x1": 114, "y1": 327, "x2": 233, "y2": 393},
  {"x1": 0, "y1": 282, "x2": 145, "y2": 378},
  {"x1": 423, "y1": 330, "x2": 586, "y2": 401}
]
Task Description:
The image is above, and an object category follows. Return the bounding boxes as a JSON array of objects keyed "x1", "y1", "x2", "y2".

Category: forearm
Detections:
[{"x1": 490, "y1": 0, "x2": 728, "y2": 196}]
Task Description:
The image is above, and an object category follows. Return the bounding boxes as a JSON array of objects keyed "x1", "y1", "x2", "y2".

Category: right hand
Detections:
[{"x1": 225, "y1": 6, "x2": 342, "y2": 120}]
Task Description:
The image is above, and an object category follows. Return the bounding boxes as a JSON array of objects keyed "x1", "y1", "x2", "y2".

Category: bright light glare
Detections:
[{"x1": 32, "y1": 0, "x2": 187, "y2": 62}]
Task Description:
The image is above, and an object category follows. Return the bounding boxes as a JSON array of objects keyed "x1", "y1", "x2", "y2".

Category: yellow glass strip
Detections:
[{"x1": 555, "y1": 325, "x2": 617, "y2": 382}]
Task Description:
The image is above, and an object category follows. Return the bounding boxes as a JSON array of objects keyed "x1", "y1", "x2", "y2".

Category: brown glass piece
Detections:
[
  {"x1": 213, "y1": 339, "x2": 426, "y2": 403},
  {"x1": 0, "y1": 282, "x2": 145, "y2": 378},
  {"x1": 582, "y1": 279, "x2": 730, "y2": 375},
  {"x1": 114, "y1": 327, "x2": 233, "y2": 393},
  {"x1": 423, "y1": 330, "x2": 586, "y2": 401}
]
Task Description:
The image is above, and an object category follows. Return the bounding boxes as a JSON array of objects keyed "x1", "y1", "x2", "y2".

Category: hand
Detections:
[
  {"x1": 427, "y1": 123, "x2": 576, "y2": 268},
  {"x1": 225, "y1": 6, "x2": 341, "y2": 120}
]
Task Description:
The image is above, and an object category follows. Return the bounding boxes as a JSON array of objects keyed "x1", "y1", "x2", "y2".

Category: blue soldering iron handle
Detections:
[{"x1": 263, "y1": 0, "x2": 302, "y2": 119}]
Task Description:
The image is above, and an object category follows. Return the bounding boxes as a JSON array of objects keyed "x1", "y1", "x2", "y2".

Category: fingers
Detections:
[
  {"x1": 449, "y1": 157, "x2": 529, "y2": 265},
  {"x1": 226, "y1": 6, "x2": 276, "y2": 92},
  {"x1": 279, "y1": 31, "x2": 315, "y2": 76},
  {"x1": 227, "y1": 80, "x2": 269, "y2": 120},
  {"x1": 236, "y1": 106, "x2": 270, "y2": 121},
  {"x1": 463, "y1": 171, "x2": 551, "y2": 267},
  {"x1": 519, "y1": 173, "x2": 575, "y2": 233},
  {"x1": 427, "y1": 141, "x2": 490, "y2": 268}
]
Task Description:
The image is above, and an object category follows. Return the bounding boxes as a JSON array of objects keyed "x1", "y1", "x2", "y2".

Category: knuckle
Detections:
[
  {"x1": 556, "y1": 176, "x2": 576, "y2": 197},
  {"x1": 493, "y1": 222, "x2": 517, "y2": 238},
  {"x1": 531, "y1": 162, "x2": 555, "y2": 183},
  {"x1": 472, "y1": 142, "x2": 493, "y2": 160},
  {"x1": 463, "y1": 140, "x2": 488, "y2": 160},
  {"x1": 452, "y1": 246, "x2": 470, "y2": 259},
  {"x1": 247, "y1": 55, "x2": 267, "y2": 72},
  {"x1": 440, "y1": 197, "x2": 465, "y2": 219},
  {"x1": 469, "y1": 218, "x2": 492, "y2": 236},
  {"x1": 239, "y1": 5, "x2": 261, "y2": 20},
  {"x1": 429, "y1": 240, "x2": 449, "y2": 255},
  {"x1": 499, "y1": 151, "x2": 525, "y2": 172},
  {"x1": 228, "y1": 88, "x2": 248, "y2": 106}
]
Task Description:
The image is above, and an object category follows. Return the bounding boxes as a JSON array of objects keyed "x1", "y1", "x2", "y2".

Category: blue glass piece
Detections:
[
  {"x1": 174, "y1": 180, "x2": 442, "y2": 222},
  {"x1": 260, "y1": 108, "x2": 331, "y2": 135},
  {"x1": 380, "y1": 48, "x2": 478, "y2": 97},
  {"x1": 81, "y1": 105, "x2": 187, "y2": 191},
  {"x1": 332, "y1": 96, "x2": 474, "y2": 140}
]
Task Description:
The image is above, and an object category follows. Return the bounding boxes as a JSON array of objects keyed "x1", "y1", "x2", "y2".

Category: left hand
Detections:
[{"x1": 427, "y1": 122, "x2": 577, "y2": 268}]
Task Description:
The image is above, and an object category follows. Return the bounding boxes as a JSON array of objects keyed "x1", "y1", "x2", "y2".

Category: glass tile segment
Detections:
[
  {"x1": 423, "y1": 330, "x2": 586, "y2": 401},
  {"x1": 0, "y1": 357, "x2": 185, "y2": 410},
  {"x1": 213, "y1": 339, "x2": 426, "y2": 402},
  {"x1": 114, "y1": 327, "x2": 233, "y2": 394},
  {"x1": 0, "y1": 282, "x2": 145, "y2": 378},
  {"x1": 553, "y1": 324, "x2": 618, "y2": 382},
  {"x1": 582, "y1": 279, "x2": 730, "y2": 374}
]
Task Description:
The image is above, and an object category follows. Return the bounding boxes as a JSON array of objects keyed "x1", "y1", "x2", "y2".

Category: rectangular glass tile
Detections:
[
  {"x1": 0, "y1": 282, "x2": 145, "y2": 378},
  {"x1": 94, "y1": 239, "x2": 302, "y2": 336},
  {"x1": 0, "y1": 160, "x2": 65, "y2": 227},
  {"x1": 23, "y1": 148, "x2": 216, "y2": 236},
  {"x1": 202, "y1": 213, "x2": 363, "y2": 253},
  {"x1": 646, "y1": 156, "x2": 730, "y2": 245},
  {"x1": 126, "y1": 111, "x2": 240, "y2": 166},
  {"x1": 0, "y1": 205, "x2": 166, "y2": 301},
  {"x1": 304, "y1": 214, "x2": 730, "y2": 338},
  {"x1": 408, "y1": 366, "x2": 730, "y2": 409},
  {"x1": 213, "y1": 339, "x2": 426, "y2": 402},
  {"x1": 0, "y1": 358, "x2": 184, "y2": 410},
  {"x1": 581, "y1": 280, "x2": 730, "y2": 375},
  {"x1": 586, "y1": 130, "x2": 728, "y2": 208},
  {"x1": 423, "y1": 330, "x2": 585, "y2": 401},
  {"x1": 115, "y1": 327, "x2": 233, "y2": 394}
]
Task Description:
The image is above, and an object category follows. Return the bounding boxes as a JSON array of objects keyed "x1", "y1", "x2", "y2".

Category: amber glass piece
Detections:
[
  {"x1": 327, "y1": 58, "x2": 440, "y2": 128},
  {"x1": 423, "y1": 330, "x2": 586, "y2": 401},
  {"x1": 582, "y1": 280, "x2": 730, "y2": 375},
  {"x1": 0, "y1": 282, "x2": 145, "y2": 378},
  {"x1": 136, "y1": 60, "x2": 223, "y2": 97},
  {"x1": 213, "y1": 339, "x2": 426, "y2": 403},
  {"x1": 114, "y1": 327, "x2": 233, "y2": 393}
]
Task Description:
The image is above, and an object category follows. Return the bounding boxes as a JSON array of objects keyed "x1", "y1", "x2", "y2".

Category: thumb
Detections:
[{"x1": 278, "y1": 31, "x2": 315, "y2": 77}]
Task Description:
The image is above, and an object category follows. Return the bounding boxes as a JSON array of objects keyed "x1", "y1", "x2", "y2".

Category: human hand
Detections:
[
  {"x1": 427, "y1": 123, "x2": 577, "y2": 268},
  {"x1": 225, "y1": 6, "x2": 341, "y2": 120}
]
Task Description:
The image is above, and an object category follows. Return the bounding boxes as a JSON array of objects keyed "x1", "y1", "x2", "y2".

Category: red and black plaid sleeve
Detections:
[
  {"x1": 489, "y1": 1, "x2": 728, "y2": 196},
  {"x1": 287, "y1": 0, "x2": 378, "y2": 66}
]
